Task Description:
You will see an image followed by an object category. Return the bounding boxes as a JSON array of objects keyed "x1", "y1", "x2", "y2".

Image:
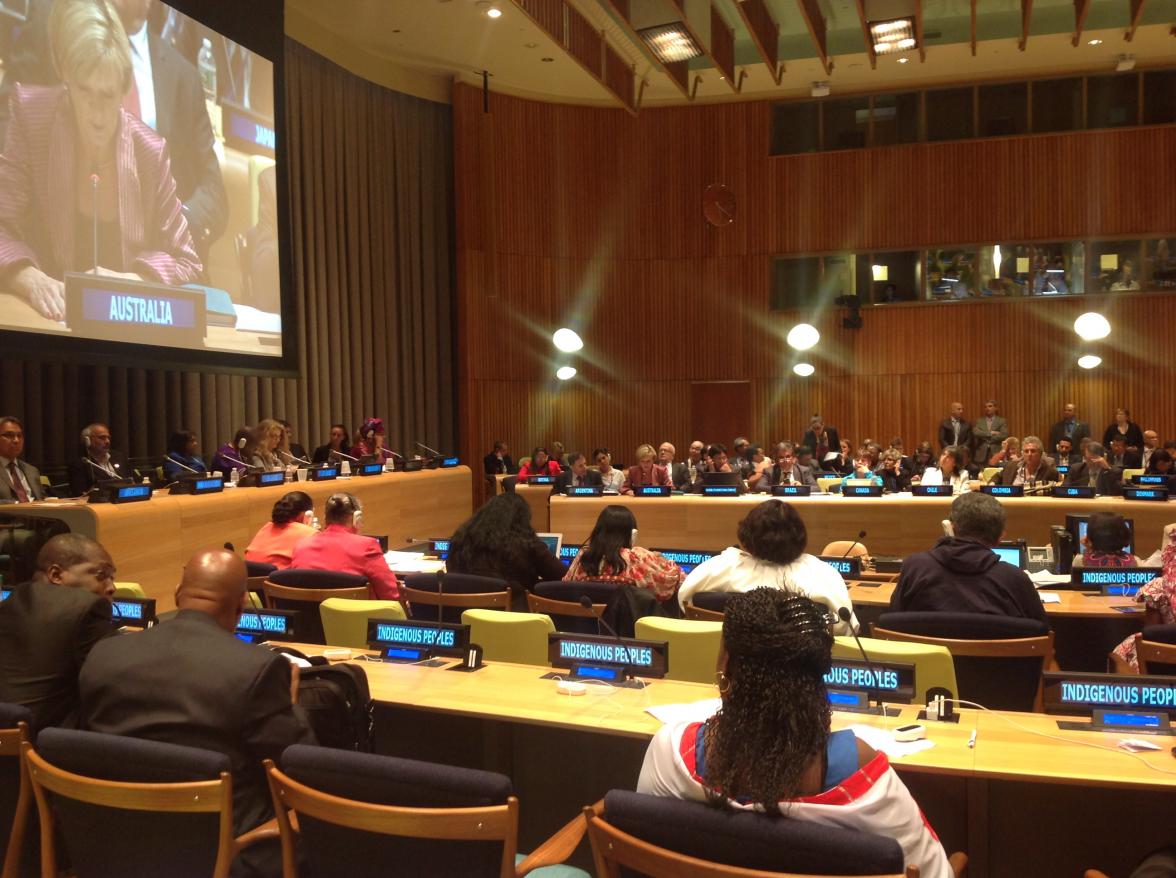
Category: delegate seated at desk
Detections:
[
  {"x1": 753, "y1": 442, "x2": 817, "y2": 491},
  {"x1": 0, "y1": 1, "x2": 201, "y2": 321},
  {"x1": 1064, "y1": 443, "x2": 1123, "y2": 496}
]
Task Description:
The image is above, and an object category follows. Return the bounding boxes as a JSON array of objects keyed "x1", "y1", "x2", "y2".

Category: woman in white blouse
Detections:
[
  {"x1": 593, "y1": 447, "x2": 626, "y2": 493},
  {"x1": 915, "y1": 445, "x2": 972, "y2": 494}
]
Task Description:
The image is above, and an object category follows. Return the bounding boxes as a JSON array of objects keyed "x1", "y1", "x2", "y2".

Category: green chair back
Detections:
[
  {"x1": 320, "y1": 598, "x2": 406, "y2": 649},
  {"x1": 633, "y1": 617, "x2": 722, "y2": 685},
  {"x1": 832, "y1": 635, "x2": 958, "y2": 704},
  {"x1": 461, "y1": 609, "x2": 554, "y2": 667},
  {"x1": 112, "y1": 582, "x2": 145, "y2": 598}
]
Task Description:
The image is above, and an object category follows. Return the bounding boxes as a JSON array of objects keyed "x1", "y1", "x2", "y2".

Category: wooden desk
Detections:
[
  {"x1": 0, "y1": 467, "x2": 473, "y2": 610},
  {"x1": 286, "y1": 644, "x2": 1175, "y2": 877},
  {"x1": 549, "y1": 494, "x2": 1173, "y2": 558},
  {"x1": 516, "y1": 484, "x2": 553, "y2": 532},
  {"x1": 846, "y1": 579, "x2": 1141, "y2": 619}
]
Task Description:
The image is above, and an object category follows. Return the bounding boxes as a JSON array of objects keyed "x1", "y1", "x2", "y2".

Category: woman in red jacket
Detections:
[{"x1": 517, "y1": 447, "x2": 562, "y2": 479}]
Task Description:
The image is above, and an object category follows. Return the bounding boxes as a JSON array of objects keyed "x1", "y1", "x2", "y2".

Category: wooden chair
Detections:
[
  {"x1": 0, "y1": 706, "x2": 31, "y2": 878},
  {"x1": 1135, "y1": 627, "x2": 1176, "y2": 675},
  {"x1": 683, "y1": 602, "x2": 724, "y2": 622},
  {"x1": 584, "y1": 792, "x2": 968, "y2": 878},
  {"x1": 526, "y1": 591, "x2": 606, "y2": 627},
  {"x1": 872, "y1": 613, "x2": 1055, "y2": 711},
  {"x1": 531, "y1": 580, "x2": 620, "y2": 634},
  {"x1": 403, "y1": 573, "x2": 512, "y2": 623},
  {"x1": 265, "y1": 745, "x2": 588, "y2": 878},
  {"x1": 23, "y1": 729, "x2": 276, "y2": 878},
  {"x1": 262, "y1": 580, "x2": 368, "y2": 645},
  {"x1": 402, "y1": 585, "x2": 510, "y2": 616},
  {"x1": 821, "y1": 540, "x2": 870, "y2": 559}
]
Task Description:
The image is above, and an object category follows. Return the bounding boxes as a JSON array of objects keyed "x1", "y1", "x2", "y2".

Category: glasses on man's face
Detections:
[{"x1": 0, "y1": 432, "x2": 22, "y2": 440}]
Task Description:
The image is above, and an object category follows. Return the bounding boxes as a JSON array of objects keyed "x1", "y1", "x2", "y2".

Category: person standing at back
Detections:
[
  {"x1": 937, "y1": 402, "x2": 972, "y2": 451},
  {"x1": 889, "y1": 493, "x2": 1046, "y2": 622},
  {"x1": 80, "y1": 550, "x2": 315, "y2": 878}
]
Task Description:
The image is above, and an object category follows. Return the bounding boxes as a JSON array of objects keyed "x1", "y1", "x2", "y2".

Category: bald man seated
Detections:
[
  {"x1": 80, "y1": 550, "x2": 315, "y2": 876},
  {"x1": 0, "y1": 534, "x2": 115, "y2": 730}
]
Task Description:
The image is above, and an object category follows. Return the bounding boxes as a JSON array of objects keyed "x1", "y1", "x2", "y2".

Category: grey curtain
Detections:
[{"x1": 0, "y1": 39, "x2": 455, "y2": 475}]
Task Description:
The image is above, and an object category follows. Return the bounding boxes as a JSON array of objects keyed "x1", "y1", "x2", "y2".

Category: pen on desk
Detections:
[{"x1": 967, "y1": 730, "x2": 977, "y2": 749}]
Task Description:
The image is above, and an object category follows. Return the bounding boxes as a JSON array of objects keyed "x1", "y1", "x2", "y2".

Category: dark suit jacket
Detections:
[
  {"x1": 754, "y1": 463, "x2": 818, "y2": 491},
  {"x1": 801, "y1": 428, "x2": 841, "y2": 460},
  {"x1": 483, "y1": 452, "x2": 515, "y2": 475},
  {"x1": 79, "y1": 610, "x2": 315, "y2": 840},
  {"x1": 0, "y1": 86, "x2": 201, "y2": 284},
  {"x1": 0, "y1": 457, "x2": 44, "y2": 501},
  {"x1": 1109, "y1": 450, "x2": 1143, "y2": 469},
  {"x1": 1064, "y1": 461, "x2": 1123, "y2": 496},
  {"x1": 66, "y1": 450, "x2": 134, "y2": 497},
  {"x1": 878, "y1": 468, "x2": 912, "y2": 494},
  {"x1": 1047, "y1": 419, "x2": 1091, "y2": 452},
  {"x1": 938, "y1": 418, "x2": 974, "y2": 450},
  {"x1": 994, "y1": 460, "x2": 1060, "y2": 487},
  {"x1": 667, "y1": 461, "x2": 691, "y2": 489},
  {"x1": 555, "y1": 468, "x2": 604, "y2": 493},
  {"x1": 148, "y1": 31, "x2": 228, "y2": 250},
  {"x1": 0, "y1": 580, "x2": 112, "y2": 730}
]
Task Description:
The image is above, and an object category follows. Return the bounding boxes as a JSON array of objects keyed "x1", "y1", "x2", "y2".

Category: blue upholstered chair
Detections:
[
  {"x1": 268, "y1": 745, "x2": 588, "y2": 878},
  {"x1": 264, "y1": 569, "x2": 370, "y2": 644}
]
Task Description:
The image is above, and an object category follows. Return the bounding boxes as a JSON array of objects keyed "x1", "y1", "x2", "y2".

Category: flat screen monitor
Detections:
[
  {"x1": 536, "y1": 533, "x2": 563, "y2": 556},
  {"x1": 700, "y1": 471, "x2": 740, "y2": 487},
  {"x1": 0, "y1": 1, "x2": 291, "y2": 372},
  {"x1": 991, "y1": 540, "x2": 1028, "y2": 570}
]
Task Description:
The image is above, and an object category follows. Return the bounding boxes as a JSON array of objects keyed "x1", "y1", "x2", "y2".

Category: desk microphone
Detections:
[
  {"x1": 167, "y1": 457, "x2": 203, "y2": 475},
  {"x1": 435, "y1": 570, "x2": 445, "y2": 623},
  {"x1": 838, "y1": 606, "x2": 883, "y2": 714},
  {"x1": 219, "y1": 451, "x2": 258, "y2": 471},
  {"x1": 84, "y1": 457, "x2": 119, "y2": 480},
  {"x1": 415, "y1": 441, "x2": 443, "y2": 458},
  {"x1": 329, "y1": 449, "x2": 361, "y2": 462},
  {"x1": 840, "y1": 530, "x2": 867, "y2": 561},
  {"x1": 578, "y1": 595, "x2": 632, "y2": 670},
  {"x1": 280, "y1": 450, "x2": 313, "y2": 467}
]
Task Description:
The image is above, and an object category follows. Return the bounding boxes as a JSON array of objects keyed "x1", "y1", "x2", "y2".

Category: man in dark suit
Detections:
[
  {"x1": 657, "y1": 442, "x2": 689, "y2": 490},
  {"x1": 753, "y1": 442, "x2": 817, "y2": 491},
  {"x1": 554, "y1": 452, "x2": 604, "y2": 493},
  {"x1": 80, "y1": 549, "x2": 315, "y2": 874},
  {"x1": 937, "y1": 402, "x2": 973, "y2": 451},
  {"x1": 801, "y1": 416, "x2": 840, "y2": 466},
  {"x1": 66, "y1": 423, "x2": 137, "y2": 496},
  {"x1": 1107, "y1": 436, "x2": 1143, "y2": 470},
  {"x1": 1064, "y1": 442, "x2": 1123, "y2": 496},
  {"x1": 483, "y1": 439, "x2": 515, "y2": 475},
  {"x1": 991, "y1": 436, "x2": 1059, "y2": 489},
  {"x1": 1047, "y1": 403, "x2": 1091, "y2": 454},
  {"x1": 0, "y1": 0, "x2": 227, "y2": 263},
  {"x1": 1053, "y1": 437, "x2": 1080, "y2": 467},
  {"x1": 0, "y1": 534, "x2": 115, "y2": 730},
  {"x1": 0, "y1": 416, "x2": 45, "y2": 502}
]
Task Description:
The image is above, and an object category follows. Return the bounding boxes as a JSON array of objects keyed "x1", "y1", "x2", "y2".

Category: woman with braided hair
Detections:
[{"x1": 637, "y1": 588, "x2": 952, "y2": 878}]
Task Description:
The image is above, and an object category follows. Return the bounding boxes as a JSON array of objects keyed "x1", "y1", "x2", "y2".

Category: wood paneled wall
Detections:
[{"x1": 453, "y1": 84, "x2": 1176, "y2": 470}]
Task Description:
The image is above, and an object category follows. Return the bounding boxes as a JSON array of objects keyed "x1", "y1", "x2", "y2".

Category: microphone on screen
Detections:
[
  {"x1": 838, "y1": 606, "x2": 883, "y2": 714},
  {"x1": 90, "y1": 171, "x2": 100, "y2": 273}
]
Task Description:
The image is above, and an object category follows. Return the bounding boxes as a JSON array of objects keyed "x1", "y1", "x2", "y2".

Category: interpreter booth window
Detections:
[
  {"x1": 870, "y1": 93, "x2": 920, "y2": 146},
  {"x1": 770, "y1": 102, "x2": 819, "y2": 155},
  {"x1": 822, "y1": 96, "x2": 869, "y2": 150},
  {"x1": 1088, "y1": 242, "x2": 1144, "y2": 292},
  {"x1": 770, "y1": 257, "x2": 823, "y2": 310},
  {"x1": 1031, "y1": 77, "x2": 1083, "y2": 133},
  {"x1": 1144, "y1": 239, "x2": 1176, "y2": 291},
  {"x1": 926, "y1": 249, "x2": 979, "y2": 299},
  {"x1": 1143, "y1": 70, "x2": 1176, "y2": 125},
  {"x1": 988, "y1": 242, "x2": 1083, "y2": 296},
  {"x1": 855, "y1": 252, "x2": 919, "y2": 303},
  {"x1": 978, "y1": 82, "x2": 1027, "y2": 138},
  {"x1": 1086, "y1": 74, "x2": 1139, "y2": 129},
  {"x1": 925, "y1": 87, "x2": 975, "y2": 143}
]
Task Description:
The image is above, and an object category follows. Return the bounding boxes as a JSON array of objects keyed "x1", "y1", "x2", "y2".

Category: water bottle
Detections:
[
  {"x1": 230, "y1": 468, "x2": 239, "y2": 487},
  {"x1": 198, "y1": 38, "x2": 216, "y2": 100}
]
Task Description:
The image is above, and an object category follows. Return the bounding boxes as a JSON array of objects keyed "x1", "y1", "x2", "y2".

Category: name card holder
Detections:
[
  {"x1": 111, "y1": 597, "x2": 157, "y2": 628},
  {"x1": 1070, "y1": 567, "x2": 1163, "y2": 596},
  {"x1": 440, "y1": 456, "x2": 461, "y2": 468},
  {"x1": 89, "y1": 481, "x2": 152, "y2": 504},
  {"x1": 702, "y1": 485, "x2": 740, "y2": 496},
  {"x1": 772, "y1": 484, "x2": 812, "y2": 497},
  {"x1": 981, "y1": 484, "x2": 1025, "y2": 497},
  {"x1": 1044, "y1": 671, "x2": 1176, "y2": 735},
  {"x1": 544, "y1": 632, "x2": 669, "y2": 685},
  {"x1": 354, "y1": 462, "x2": 384, "y2": 477},
  {"x1": 240, "y1": 470, "x2": 287, "y2": 488},
  {"x1": 1133, "y1": 474, "x2": 1168, "y2": 485},
  {"x1": 366, "y1": 618, "x2": 470, "y2": 660},
  {"x1": 843, "y1": 484, "x2": 883, "y2": 497},
  {"x1": 818, "y1": 555, "x2": 862, "y2": 578},
  {"x1": 309, "y1": 466, "x2": 340, "y2": 482},
  {"x1": 1124, "y1": 486, "x2": 1169, "y2": 502},
  {"x1": 527, "y1": 475, "x2": 555, "y2": 486},
  {"x1": 566, "y1": 485, "x2": 603, "y2": 497},
  {"x1": 634, "y1": 486, "x2": 670, "y2": 497},
  {"x1": 1052, "y1": 485, "x2": 1094, "y2": 498},
  {"x1": 169, "y1": 475, "x2": 223, "y2": 495},
  {"x1": 912, "y1": 484, "x2": 953, "y2": 497}
]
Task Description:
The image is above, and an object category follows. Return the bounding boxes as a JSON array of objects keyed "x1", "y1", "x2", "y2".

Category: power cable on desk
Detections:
[{"x1": 944, "y1": 698, "x2": 1176, "y2": 778}]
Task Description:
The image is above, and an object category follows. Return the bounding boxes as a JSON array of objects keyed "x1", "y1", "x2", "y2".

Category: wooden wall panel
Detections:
[{"x1": 454, "y1": 84, "x2": 1176, "y2": 478}]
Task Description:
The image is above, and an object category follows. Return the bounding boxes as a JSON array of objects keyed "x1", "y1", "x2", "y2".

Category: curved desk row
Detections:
[
  {"x1": 545, "y1": 492, "x2": 1175, "y2": 558},
  {"x1": 0, "y1": 467, "x2": 473, "y2": 610}
]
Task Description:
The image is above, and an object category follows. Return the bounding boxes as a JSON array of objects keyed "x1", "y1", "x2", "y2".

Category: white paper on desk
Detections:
[
  {"x1": 1029, "y1": 570, "x2": 1071, "y2": 587},
  {"x1": 1038, "y1": 592, "x2": 1062, "y2": 604},
  {"x1": 645, "y1": 698, "x2": 722, "y2": 726},
  {"x1": 234, "y1": 305, "x2": 282, "y2": 334},
  {"x1": 846, "y1": 724, "x2": 936, "y2": 758},
  {"x1": 383, "y1": 551, "x2": 445, "y2": 573}
]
